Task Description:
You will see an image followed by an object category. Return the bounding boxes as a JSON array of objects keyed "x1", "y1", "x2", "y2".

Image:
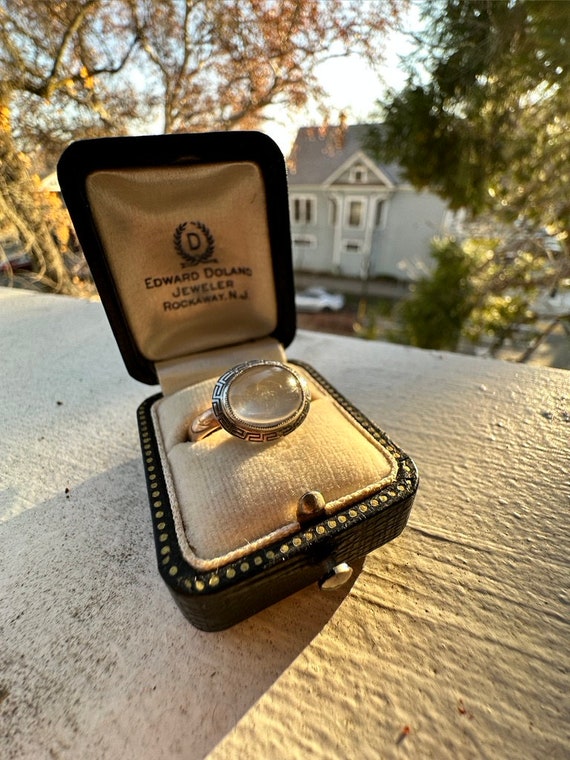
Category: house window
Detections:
[
  {"x1": 293, "y1": 235, "x2": 316, "y2": 249},
  {"x1": 343, "y1": 240, "x2": 363, "y2": 254},
  {"x1": 350, "y1": 165, "x2": 368, "y2": 183},
  {"x1": 346, "y1": 198, "x2": 366, "y2": 228},
  {"x1": 329, "y1": 198, "x2": 337, "y2": 225},
  {"x1": 375, "y1": 200, "x2": 386, "y2": 227},
  {"x1": 291, "y1": 195, "x2": 316, "y2": 224}
]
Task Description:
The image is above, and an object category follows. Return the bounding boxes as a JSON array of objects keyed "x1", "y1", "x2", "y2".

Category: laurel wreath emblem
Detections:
[{"x1": 173, "y1": 221, "x2": 216, "y2": 267}]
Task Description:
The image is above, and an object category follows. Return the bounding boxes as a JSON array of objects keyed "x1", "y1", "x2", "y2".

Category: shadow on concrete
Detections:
[{"x1": 0, "y1": 458, "x2": 360, "y2": 760}]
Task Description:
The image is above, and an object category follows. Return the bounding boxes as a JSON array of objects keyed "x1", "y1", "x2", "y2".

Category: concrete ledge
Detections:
[{"x1": 1, "y1": 287, "x2": 568, "y2": 759}]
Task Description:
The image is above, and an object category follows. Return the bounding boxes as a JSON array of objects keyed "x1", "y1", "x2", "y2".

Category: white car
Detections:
[{"x1": 295, "y1": 287, "x2": 345, "y2": 313}]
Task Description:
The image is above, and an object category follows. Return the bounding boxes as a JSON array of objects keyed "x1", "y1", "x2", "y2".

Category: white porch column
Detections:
[{"x1": 330, "y1": 191, "x2": 343, "y2": 272}]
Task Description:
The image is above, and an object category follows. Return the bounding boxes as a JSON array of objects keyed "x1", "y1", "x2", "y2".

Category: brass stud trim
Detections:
[{"x1": 137, "y1": 385, "x2": 417, "y2": 609}]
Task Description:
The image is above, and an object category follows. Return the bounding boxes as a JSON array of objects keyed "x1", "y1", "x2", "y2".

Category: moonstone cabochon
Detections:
[
  {"x1": 227, "y1": 364, "x2": 304, "y2": 426},
  {"x1": 212, "y1": 360, "x2": 311, "y2": 442}
]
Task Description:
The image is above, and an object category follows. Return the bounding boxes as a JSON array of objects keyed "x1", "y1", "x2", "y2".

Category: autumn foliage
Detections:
[{"x1": 0, "y1": 0, "x2": 404, "y2": 293}]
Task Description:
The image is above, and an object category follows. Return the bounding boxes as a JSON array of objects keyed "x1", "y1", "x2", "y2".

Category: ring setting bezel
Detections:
[{"x1": 211, "y1": 360, "x2": 311, "y2": 442}]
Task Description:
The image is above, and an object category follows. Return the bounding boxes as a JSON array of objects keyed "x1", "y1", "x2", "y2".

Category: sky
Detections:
[
  {"x1": 131, "y1": 5, "x2": 420, "y2": 158},
  {"x1": 263, "y1": 13, "x2": 417, "y2": 157}
]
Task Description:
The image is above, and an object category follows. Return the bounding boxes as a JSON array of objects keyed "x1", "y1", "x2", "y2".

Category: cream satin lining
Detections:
[
  {"x1": 156, "y1": 337, "x2": 287, "y2": 394},
  {"x1": 151, "y1": 365, "x2": 398, "y2": 570},
  {"x1": 85, "y1": 162, "x2": 278, "y2": 363}
]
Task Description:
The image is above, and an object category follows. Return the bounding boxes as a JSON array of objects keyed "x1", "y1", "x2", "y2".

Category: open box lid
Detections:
[{"x1": 57, "y1": 131, "x2": 296, "y2": 385}]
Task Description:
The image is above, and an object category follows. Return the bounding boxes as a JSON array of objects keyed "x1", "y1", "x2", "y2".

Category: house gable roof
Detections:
[
  {"x1": 287, "y1": 124, "x2": 404, "y2": 187},
  {"x1": 324, "y1": 150, "x2": 394, "y2": 188}
]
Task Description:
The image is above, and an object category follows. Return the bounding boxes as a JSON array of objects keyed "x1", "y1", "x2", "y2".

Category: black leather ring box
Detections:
[{"x1": 57, "y1": 131, "x2": 418, "y2": 631}]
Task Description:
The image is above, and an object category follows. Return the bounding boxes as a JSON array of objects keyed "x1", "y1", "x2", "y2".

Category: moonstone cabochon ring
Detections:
[{"x1": 190, "y1": 360, "x2": 311, "y2": 443}]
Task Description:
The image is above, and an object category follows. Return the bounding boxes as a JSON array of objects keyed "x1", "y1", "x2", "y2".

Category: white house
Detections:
[{"x1": 287, "y1": 124, "x2": 450, "y2": 280}]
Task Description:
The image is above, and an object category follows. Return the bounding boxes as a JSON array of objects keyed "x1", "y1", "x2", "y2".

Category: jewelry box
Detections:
[{"x1": 57, "y1": 132, "x2": 418, "y2": 631}]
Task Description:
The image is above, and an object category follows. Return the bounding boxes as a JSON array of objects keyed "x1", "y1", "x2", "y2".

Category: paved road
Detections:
[
  {"x1": 294, "y1": 271, "x2": 411, "y2": 299},
  {"x1": 295, "y1": 272, "x2": 569, "y2": 370}
]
